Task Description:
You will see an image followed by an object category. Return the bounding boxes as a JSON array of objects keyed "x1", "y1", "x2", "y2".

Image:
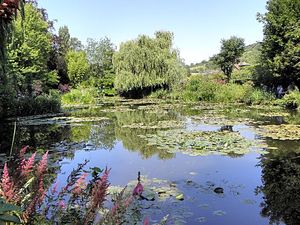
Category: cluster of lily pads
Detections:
[
  {"x1": 122, "y1": 120, "x2": 184, "y2": 130},
  {"x1": 258, "y1": 124, "x2": 300, "y2": 140},
  {"x1": 138, "y1": 129, "x2": 259, "y2": 156}
]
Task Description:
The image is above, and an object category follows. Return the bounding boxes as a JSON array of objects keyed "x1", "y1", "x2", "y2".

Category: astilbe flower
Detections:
[
  {"x1": 21, "y1": 152, "x2": 36, "y2": 177},
  {"x1": 72, "y1": 172, "x2": 88, "y2": 196},
  {"x1": 19, "y1": 145, "x2": 29, "y2": 171},
  {"x1": 0, "y1": 163, "x2": 18, "y2": 202},
  {"x1": 84, "y1": 168, "x2": 110, "y2": 224},
  {"x1": 37, "y1": 151, "x2": 49, "y2": 176},
  {"x1": 19, "y1": 145, "x2": 29, "y2": 159}
]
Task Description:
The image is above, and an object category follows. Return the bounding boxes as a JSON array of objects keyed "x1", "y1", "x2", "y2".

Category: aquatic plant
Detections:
[
  {"x1": 258, "y1": 124, "x2": 300, "y2": 140},
  {"x1": 139, "y1": 129, "x2": 262, "y2": 156}
]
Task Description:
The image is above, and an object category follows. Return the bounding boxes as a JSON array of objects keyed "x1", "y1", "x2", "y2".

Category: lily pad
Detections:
[
  {"x1": 258, "y1": 124, "x2": 300, "y2": 140},
  {"x1": 139, "y1": 129, "x2": 261, "y2": 156}
]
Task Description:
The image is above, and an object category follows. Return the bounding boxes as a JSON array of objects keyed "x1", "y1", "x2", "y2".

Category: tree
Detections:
[
  {"x1": 113, "y1": 31, "x2": 187, "y2": 97},
  {"x1": 66, "y1": 51, "x2": 89, "y2": 86},
  {"x1": 85, "y1": 37, "x2": 116, "y2": 93},
  {"x1": 0, "y1": 0, "x2": 24, "y2": 118},
  {"x1": 213, "y1": 36, "x2": 245, "y2": 82},
  {"x1": 258, "y1": 0, "x2": 300, "y2": 87},
  {"x1": 7, "y1": 3, "x2": 57, "y2": 96}
]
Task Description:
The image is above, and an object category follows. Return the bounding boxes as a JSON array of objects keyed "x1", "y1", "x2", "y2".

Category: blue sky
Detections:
[{"x1": 38, "y1": 0, "x2": 267, "y2": 64}]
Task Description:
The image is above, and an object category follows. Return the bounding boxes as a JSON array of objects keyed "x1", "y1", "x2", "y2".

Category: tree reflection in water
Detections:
[{"x1": 257, "y1": 140, "x2": 300, "y2": 225}]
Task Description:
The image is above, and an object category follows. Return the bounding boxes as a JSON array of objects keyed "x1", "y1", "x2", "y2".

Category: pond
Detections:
[{"x1": 1, "y1": 98, "x2": 300, "y2": 225}]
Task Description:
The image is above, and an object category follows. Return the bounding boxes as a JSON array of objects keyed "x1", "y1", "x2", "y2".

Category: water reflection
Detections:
[{"x1": 258, "y1": 140, "x2": 300, "y2": 225}]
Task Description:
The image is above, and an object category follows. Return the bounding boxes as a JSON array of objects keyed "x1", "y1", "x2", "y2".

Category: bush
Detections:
[
  {"x1": 8, "y1": 90, "x2": 61, "y2": 117},
  {"x1": 182, "y1": 75, "x2": 219, "y2": 101},
  {"x1": 177, "y1": 74, "x2": 274, "y2": 105},
  {"x1": 279, "y1": 89, "x2": 300, "y2": 110},
  {"x1": 61, "y1": 87, "x2": 98, "y2": 105}
]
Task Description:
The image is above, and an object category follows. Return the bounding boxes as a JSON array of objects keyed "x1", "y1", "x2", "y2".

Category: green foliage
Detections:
[
  {"x1": 259, "y1": 0, "x2": 300, "y2": 86},
  {"x1": 182, "y1": 75, "x2": 219, "y2": 101},
  {"x1": 66, "y1": 51, "x2": 89, "y2": 86},
  {"x1": 62, "y1": 87, "x2": 98, "y2": 105},
  {"x1": 240, "y1": 43, "x2": 262, "y2": 65},
  {"x1": 85, "y1": 37, "x2": 116, "y2": 93},
  {"x1": 231, "y1": 65, "x2": 256, "y2": 84},
  {"x1": 0, "y1": 198, "x2": 22, "y2": 224},
  {"x1": 212, "y1": 36, "x2": 245, "y2": 82},
  {"x1": 113, "y1": 31, "x2": 187, "y2": 96},
  {"x1": 7, "y1": 3, "x2": 56, "y2": 95},
  {"x1": 279, "y1": 89, "x2": 300, "y2": 110},
  {"x1": 10, "y1": 90, "x2": 61, "y2": 117},
  {"x1": 179, "y1": 75, "x2": 274, "y2": 104}
]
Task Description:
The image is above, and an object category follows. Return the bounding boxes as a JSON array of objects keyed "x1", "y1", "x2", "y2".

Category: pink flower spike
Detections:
[
  {"x1": 133, "y1": 182, "x2": 144, "y2": 196},
  {"x1": 37, "y1": 151, "x2": 49, "y2": 176},
  {"x1": 1, "y1": 163, "x2": 16, "y2": 202},
  {"x1": 19, "y1": 146, "x2": 29, "y2": 158},
  {"x1": 21, "y1": 152, "x2": 36, "y2": 177},
  {"x1": 72, "y1": 173, "x2": 88, "y2": 196}
]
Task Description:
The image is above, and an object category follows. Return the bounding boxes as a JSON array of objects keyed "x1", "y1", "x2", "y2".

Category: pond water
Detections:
[{"x1": 1, "y1": 99, "x2": 300, "y2": 225}]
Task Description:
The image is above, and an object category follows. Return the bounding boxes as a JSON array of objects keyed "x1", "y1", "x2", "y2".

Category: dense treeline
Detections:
[{"x1": 1, "y1": 0, "x2": 300, "y2": 119}]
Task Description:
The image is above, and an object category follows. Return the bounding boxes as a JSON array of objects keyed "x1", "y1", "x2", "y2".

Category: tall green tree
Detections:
[
  {"x1": 66, "y1": 50, "x2": 89, "y2": 86},
  {"x1": 258, "y1": 0, "x2": 300, "y2": 86},
  {"x1": 213, "y1": 36, "x2": 245, "y2": 82},
  {"x1": 7, "y1": 3, "x2": 57, "y2": 96},
  {"x1": 85, "y1": 37, "x2": 116, "y2": 93},
  {"x1": 113, "y1": 31, "x2": 187, "y2": 97}
]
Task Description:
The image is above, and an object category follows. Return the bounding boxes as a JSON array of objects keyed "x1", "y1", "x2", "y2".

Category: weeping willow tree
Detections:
[
  {"x1": 0, "y1": 0, "x2": 24, "y2": 118},
  {"x1": 113, "y1": 31, "x2": 187, "y2": 97}
]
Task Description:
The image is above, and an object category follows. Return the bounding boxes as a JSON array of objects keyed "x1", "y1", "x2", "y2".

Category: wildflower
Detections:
[
  {"x1": 37, "y1": 151, "x2": 49, "y2": 176},
  {"x1": 90, "y1": 168, "x2": 110, "y2": 208},
  {"x1": 84, "y1": 168, "x2": 110, "y2": 224},
  {"x1": 0, "y1": 163, "x2": 17, "y2": 202},
  {"x1": 72, "y1": 172, "x2": 88, "y2": 196},
  {"x1": 21, "y1": 152, "x2": 36, "y2": 177},
  {"x1": 19, "y1": 145, "x2": 29, "y2": 158}
]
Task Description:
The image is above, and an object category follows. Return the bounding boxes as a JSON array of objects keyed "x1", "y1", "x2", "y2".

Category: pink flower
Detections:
[
  {"x1": 90, "y1": 168, "x2": 110, "y2": 208},
  {"x1": 19, "y1": 145, "x2": 29, "y2": 158},
  {"x1": 21, "y1": 152, "x2": 36, "y2": 177},
  {"x1": 37, "y1": 151, "x2": 48, "y2": 176},
  {"x1": 0, "y1": 163, "x2": 17, "y2": 202},
  {"x1": 133, "y1": 182, "x2": 144, "y2": 196},
  {"x1": 72, "y1": 173, "x2": 88, "y2": 196}
]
